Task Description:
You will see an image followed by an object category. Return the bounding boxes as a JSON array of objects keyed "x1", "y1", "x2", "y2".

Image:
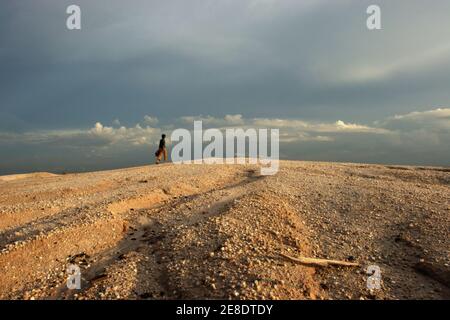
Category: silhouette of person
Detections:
[{"x1": 155, "y1": 134, "x2": 167, "y2": 164}]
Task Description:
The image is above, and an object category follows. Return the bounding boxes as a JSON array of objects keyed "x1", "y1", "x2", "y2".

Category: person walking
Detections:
[{"x1": 155, "y1": 134, "x2": 167, "y2": 164}]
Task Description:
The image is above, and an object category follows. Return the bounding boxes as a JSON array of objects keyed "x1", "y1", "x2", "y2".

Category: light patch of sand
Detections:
[
  {"x1": 0, "y1": 172, "x2": 58, "y2": 182},
  {"x1": 108, "y1": 190, "x2": 169, "y2": 215}
]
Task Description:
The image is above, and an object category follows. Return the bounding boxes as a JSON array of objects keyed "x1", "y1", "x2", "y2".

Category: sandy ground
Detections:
[{"x1": 0, "y1": 161, "x2": 448, "y2": 300}]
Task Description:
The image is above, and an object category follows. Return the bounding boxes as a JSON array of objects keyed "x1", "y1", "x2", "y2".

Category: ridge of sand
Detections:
[{"x1": 0, "y1": 172, "x2": 58, "y2": 182}]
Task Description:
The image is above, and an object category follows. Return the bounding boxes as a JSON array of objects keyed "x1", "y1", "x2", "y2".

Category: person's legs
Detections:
[
  {"x1": 155, "y1": 148, "x2": 162, "y2": 164},
  {"x1": 163, "y1": 147, "x2": 168, "y2": 161}
]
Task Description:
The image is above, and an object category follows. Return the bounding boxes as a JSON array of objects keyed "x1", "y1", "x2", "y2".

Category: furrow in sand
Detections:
[
  {"x1": 0, "y1": 181, "x2": 121, "y2": 231},
  {"x1": 72, "y1": 170, "x2": 322, "y2": 300},
  {"x1": 0, "y1": 179, "x2": 118, "y2": 206},
  {"x1": 0, "y1": 168, "x2": 251, "y2": 299},
  {"x1": 0, "y1": 216, "x2": 126, "y2": 299}
]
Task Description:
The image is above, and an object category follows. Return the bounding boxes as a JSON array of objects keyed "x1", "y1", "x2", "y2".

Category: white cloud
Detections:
[
  {"x1": 373, "y1": 108, "x2": 450, "y2": 149},
  {"x1": 89, "y1": 122, "x2": 160, "y2": 146},
  {"x1": 143, "y1": 115, "x2": 159, "y2": 126},
  {"x1": 224, "y1": 114, "x2": 244, "y2": 125},
  {"x1": 0, "y1": 109, "x2": 448, "y2": 166},
  {"x1": 252, "y1": 118, "x2": 388, "y2": 134},
  {"x1": 172, "y1": 109, "x2": 449, "y2": 157},
  {"x1": 180, "y1": 114, "x2": 245, "y2": 127},
  {"x1": 381, "y1": 108, "x2": 450, "y2": 131},
  {"x1": 0, "y1": 120, "x2": 161, "y2": 149}
]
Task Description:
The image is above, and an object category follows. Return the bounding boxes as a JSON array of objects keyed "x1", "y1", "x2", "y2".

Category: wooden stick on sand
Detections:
[{"x1": 280, "y1": 253, "x2": 360, "y2": 267}]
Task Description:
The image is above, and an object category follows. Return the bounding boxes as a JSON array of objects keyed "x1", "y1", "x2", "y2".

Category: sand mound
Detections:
[{"x1": 0, "y1": 161, "x2": 448, "y2": 300}]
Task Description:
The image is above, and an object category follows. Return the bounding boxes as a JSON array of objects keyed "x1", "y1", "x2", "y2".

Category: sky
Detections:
[{"x1": 1, "y1": 0, "x2": 449, "y2": 174}]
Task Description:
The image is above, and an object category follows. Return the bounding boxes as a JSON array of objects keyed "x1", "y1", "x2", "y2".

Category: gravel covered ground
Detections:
[{"x1": 0, "y1": 161, "x2": 448, "y2": 300}]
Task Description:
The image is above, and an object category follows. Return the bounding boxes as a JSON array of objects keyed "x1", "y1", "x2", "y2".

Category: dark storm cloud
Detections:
[{"x1": 0, "y1": 0, "x2": 449, "y2": 173}]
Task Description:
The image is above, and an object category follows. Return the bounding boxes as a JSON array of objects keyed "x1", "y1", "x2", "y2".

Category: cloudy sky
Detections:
[{"x1": 1, "y1": 0, "x2": 449, "y2": 174}]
